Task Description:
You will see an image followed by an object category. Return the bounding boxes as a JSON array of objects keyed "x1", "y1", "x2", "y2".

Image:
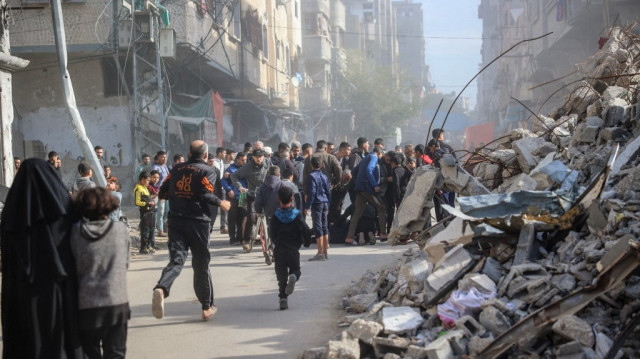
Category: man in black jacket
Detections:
[{"x1": 152, "y1": 140, "x2": 231, "y2": 322}]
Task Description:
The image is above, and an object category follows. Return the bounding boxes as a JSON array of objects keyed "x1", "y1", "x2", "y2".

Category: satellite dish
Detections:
[{"x1": 291, "y1": 72, "x2": 302, "y2": 88}]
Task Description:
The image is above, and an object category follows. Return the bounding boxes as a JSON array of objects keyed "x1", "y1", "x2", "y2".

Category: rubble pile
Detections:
[{"x1": 300, "y1": 27, "x2": 640, "y2": 359}]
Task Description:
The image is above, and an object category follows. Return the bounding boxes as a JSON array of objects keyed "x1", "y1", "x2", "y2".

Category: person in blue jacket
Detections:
[
  {"x1": 304, "y1": 157, "x2": 331, "y2": 261},
  {"x1": 221, "y1": 152, "x2": 247, "y2": 245},
  {"x1": 345, "y1": 146, "x2": 387, "y2": 244}
]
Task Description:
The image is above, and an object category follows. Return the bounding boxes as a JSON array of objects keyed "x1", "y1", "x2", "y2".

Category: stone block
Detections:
[
  {"x1": 551, "y1": 315, "x2": 595, "y2": 347},
  {"x1": 300, "y1": 347, "x2": 325, "y2": 359},
  {"x1": 599, "y1": 127, "x2": 627, "y2": 142},
  {"x1": 498, "y1": 173, "x2": 537, "y2": 193},
  {"x1": 381, "y1": 306, "x2": 424, "y2": 335},
  {"x1": 603, "y1": 105, "x2": 626, "y2": 127},
  {"x1": 348, "y1": 293, "x2": 378, "y2": 313},
  {"x1": 512, "y1": 137, "x2": 546, "y2": 173},
  {"x1": 513, "y1": 223, "x2": 537, "y2": 266},
  {"x1": 423, "y1": 330, "x2": 464, "y2": 359},
  {"x1": 372, "y1": 336, "x2": 411, "y2": 358},
  {"x1": 611, "y1": 134, "x2": 640, "y2": 176},
  {"x1": 488, "y1": 149, "x2": 518, "y2": 166},
  {"x1": 440, "y1": 154, "x2": 490, "y2": 196},
  {"x1": 423, "y1": 217, "x2": 473, "y2": 264},
  {"x1": 580, "y1": 125, "x2": 599, "y2": 143},
  {"x1": 427, "y1": 245, "x2": 473, "y2": 291},
  {"x1": 346, "y1": 319, "x2": 383, "y2": 344},
  {"x1": 454, "y1": 315, "x2": 486, "y2": 337},
  {"x1": 468, "y1": 335, "x2": 493, "y2": 356},
  {"x1": 565, "y1": 82, "x2": 599, "y2": 115},
  {"x1": 586, "y1": 116, "x2": 604, "y2": 127},
  {"x1": 532, "y1": 141, "x2": 556, "y2": 157},
  {"x1": 479, "y1": 306, "x2": 511, "y2": 336},
  {"x1": 618, "y1": 166, "x2": 640, "y2": 192},
  {"x1": 324, "y1": 332, "x2": 360, "y2": 359},
  {"x1": 555, "y1": 341, "x2": 584, "y2": 359}
]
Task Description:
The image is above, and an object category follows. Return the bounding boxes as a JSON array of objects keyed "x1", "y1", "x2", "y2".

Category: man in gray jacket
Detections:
[
  {"x1": 73, "y1": 162, "x2": 96, "y2": 194},
  {"x1": 231, "y1": 149, "x2": 269, "y2": 252}
]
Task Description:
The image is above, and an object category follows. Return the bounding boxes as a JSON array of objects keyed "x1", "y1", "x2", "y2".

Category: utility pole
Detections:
[
  {"x1": 0, "y1": 2, "x2": 29, "y2": 186},
  {"x1": 50, "y1": 0, "x2": 107, "y2": 187}
]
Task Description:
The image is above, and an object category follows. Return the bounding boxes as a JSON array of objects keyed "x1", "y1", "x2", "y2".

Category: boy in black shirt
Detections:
[{"x1": 269, "y1": 186, "x2": 310, "y2": 310}]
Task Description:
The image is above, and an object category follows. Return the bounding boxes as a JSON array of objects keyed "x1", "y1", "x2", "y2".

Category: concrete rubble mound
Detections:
[{"x1": 300, "y1": 27, "x2": 640, "y2": 359}]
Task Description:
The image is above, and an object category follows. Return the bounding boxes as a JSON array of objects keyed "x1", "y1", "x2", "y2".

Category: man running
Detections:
[{"x1": 152, "y1": 140, "x2": 231, "y2": 321}]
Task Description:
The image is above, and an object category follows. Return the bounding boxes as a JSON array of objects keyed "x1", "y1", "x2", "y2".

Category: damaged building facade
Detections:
[{"x1": 299, "y1": 24, "x2": 640, "y2": 359}]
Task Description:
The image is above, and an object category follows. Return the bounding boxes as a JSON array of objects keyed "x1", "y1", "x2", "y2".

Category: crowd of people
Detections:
[{"x1": 1, "y1": 130, "x2": 456, "y2": 358}]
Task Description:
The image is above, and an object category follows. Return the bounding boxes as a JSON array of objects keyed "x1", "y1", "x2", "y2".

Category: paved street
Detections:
[{"x1": 126, "y1": 231, "x2": 409, "y2": 359}]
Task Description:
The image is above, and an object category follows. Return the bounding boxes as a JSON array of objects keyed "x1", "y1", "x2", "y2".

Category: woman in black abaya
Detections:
[{"x1": 1, "y1": 158, "x2": 84, "y2": 358}]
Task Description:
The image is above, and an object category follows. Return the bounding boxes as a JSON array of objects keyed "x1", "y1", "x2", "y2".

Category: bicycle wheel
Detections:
[
  {"x1": 242, "y1": 216, "x2": 253, "y2": 253},
  {"x1": 258, "y1": 218, "x2": 273, "y2": 265}
]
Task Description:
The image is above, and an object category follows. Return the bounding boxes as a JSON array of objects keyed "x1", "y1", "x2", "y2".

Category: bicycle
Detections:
[{"x1": 246, "y1": 212, "x2": 274, "y2": 266}]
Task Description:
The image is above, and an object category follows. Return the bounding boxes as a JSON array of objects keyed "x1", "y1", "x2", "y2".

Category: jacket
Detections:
[
  {"x1": 302, "y1": 149, "x2": 342, "y2": 188},
  {"x1": 255, "y1": 175, "x2": 283, "y2": 218},
  {"x1": 305, "y1": 169, "x2": 331, "y2": 209},
  {"x1": 276, "y1": 157, "x2": 299, "y2": 183},
  {"x1": 221, "y1": 162, "x2": 246, "y2": 198},
  {"x1": 348, "y1": 148, "x2": 366, "y2": 170},
  {"x1": 269, "y1": 207, "x2": 311, "y2": 250},
  {"x1": 70, "y1": 219, "x2": 130, "y2": 311},
  {"x1": 134, "y1": 183, "x2": 153, "y2": 213},
  {"x1": 73, "y1": 177, "x2": 96, "y2": 193},
  {"x1": 230, "y1": 157, "x2": 269, "y2": 197},
  {"x1": 392, "y1": 166, "x2": 410, "y2": 205},
  {"x1": 159, "y1": 158, "x2": 222, "y2": 223},
  {"x1": 354, "y1": 153, "x2": 380, "y2": 194}
]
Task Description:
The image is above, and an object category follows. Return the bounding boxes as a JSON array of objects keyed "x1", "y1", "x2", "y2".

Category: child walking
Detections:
[
  {"x1": 269, "y1": 186, "x2": 310, "y2": 310},
  {"x1": 70, "y1": 187, "x2": 131, "y2": 358},
  {"x1": 304, "y1": 157, "x2": 331, "y2": 261},
  {"x1": 134, "y1": 171, "x2": 156, "y2": 254}
]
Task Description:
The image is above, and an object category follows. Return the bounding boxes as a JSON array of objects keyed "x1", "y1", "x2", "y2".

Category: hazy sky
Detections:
[{"x1": 419, "y1": 0, "x2": 483, "y2": 110}]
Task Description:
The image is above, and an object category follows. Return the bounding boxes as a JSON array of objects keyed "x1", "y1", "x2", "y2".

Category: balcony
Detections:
[
  {"x1": 301, "y1": 0, "x2": 330, "y2": 17},
  {"x1": 301, "y1": 86, "x2": 330, "y2": 108},
  {"x1": 303, "y1": 35, "x2": 332, "y2": 63},
  {"x1": 332, "y1": 47, "x2": 347, "y2": 74}
]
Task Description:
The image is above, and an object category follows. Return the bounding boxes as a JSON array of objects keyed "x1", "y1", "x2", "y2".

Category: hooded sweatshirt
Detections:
[
  {"x1": 255, "y1": 175, "x2": 283, "y2": 218},
  {"x1": 269, "y1": 206, "x2": 310, "y2": 250},
  {"x1": 73, "y1": 176, "x2": 96, "y2": 193},
  {"x1": 70, "y1": 218, "x2": 130, "y2": 328},
  {"x1": 230, "y1": 157, "x2": 269, "y2": 197}
]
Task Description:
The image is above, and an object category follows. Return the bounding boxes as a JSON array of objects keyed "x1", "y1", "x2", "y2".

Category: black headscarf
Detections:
[{"x1": 1, "y1": 158, "x2": 83, "y2": 359}]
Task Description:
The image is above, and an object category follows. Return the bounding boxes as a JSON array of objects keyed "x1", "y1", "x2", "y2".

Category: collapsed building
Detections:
[{"x1": 299, "y1": 27, "x2": 640, "y2": 359}]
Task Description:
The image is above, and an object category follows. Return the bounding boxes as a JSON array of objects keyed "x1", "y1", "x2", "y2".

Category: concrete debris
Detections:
[
  {"x1": 324, "y1": 332, "x2": 360, "y2": 359},
  {"x1": 304, "y1": 26, "x2": 640, "y2": 359}
]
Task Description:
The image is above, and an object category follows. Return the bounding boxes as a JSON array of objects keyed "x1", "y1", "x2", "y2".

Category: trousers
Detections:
[
  {"x1": 274, "y1": 246, "x2": 301, "y2": 299},
  {"x1": 155, "y1": 219, "x2": 214, "y2": 309},
  {"x1": 80, "y1": 321, "x2": 127, "y2": 359},
  {"x1": 347, "y1": 191, "x2": 387, "y2": 238}
]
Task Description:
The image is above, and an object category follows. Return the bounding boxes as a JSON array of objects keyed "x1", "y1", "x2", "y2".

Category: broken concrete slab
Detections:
[
  {"x1": 554, "y1": 341, "x2": 585, "y2": 359},
  {"x1": 487, "y1": 149, "x2": 518, "y2": 166},
  {"x1": 512, "y1": 136, "x2": 546, "y2": 173},
  {"x1": 482, "y1": 257, "x2": 506, "y2": 283},
  {"x1": 603, "y1": 104, "x2": 626, "y2": 127},
  {"x1": 400, "y1": 257, "x2": 432, "y2": 295},
  {"x1": 459, "y1": 274, "x2": 496, "y2": 294},
  {"x1": 595, "y1": 332, "x2": 623, "y2": 359},
  {"x1": 580, "y1": 125, "x2": 600, "y2": 143},
  {"x1": 346, "y1": 319, "x2": 383, "y2": 344},
  {"x1": 586, "y1": 116, "x2": 604, "y2": 127},
  {"x1": 479, "y1": 306, "x2": 511, "y2": 336},
  {"x1": 423, "y1": 330, "x2": 464, "y2": 359},
  {"x1": 599, "y1": 127, "x2": 628, "y2": 142},
  {"x1": 498, "y1": 173, "x2": 537, "y2": 193},
  {"x1": 428, "y1": 245, "x2": 473, "y2": 292},
  {"x1": 423, "y1": 217, "x2": 473, "y2": 264},
  {"x1": 551, "y1": 315, "x2": 595, "y2": 347},
  {"x1": 531, "y1": 141, "x2": 557, "y2": 157},
  {"x1": 587, "y1": 202, "x2": 608, "y2": 235},
  {"x1": 381, "y1": 306, "x2": 424, "y2": 335},
  {"x1": 454, "y1": 315, "x2": 486, "y2": 338},
  {"x1": 610, "y1": 134, "x2": 640, "y2": 176},
  {"x1": 513, "y1": 223, "x2": 537, "y2": 266},
  {"x1": 372, "y1": 337, "x2": 412, "y2": 358},
  {"x1": 440, "y1": 154, "x2": 490, "y2": 196},
  {"x1": 468, "y1": 335, "x2": 493, "y2": 356},
  {"x1": 348, "y1": 293, "x2": 378, "y2": 313},
  {"x1": 300, "y1": 347, "x2": 325, "y2": 359}
]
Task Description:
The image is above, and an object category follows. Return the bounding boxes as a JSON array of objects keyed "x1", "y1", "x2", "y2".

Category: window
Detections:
[
  {"x1": 232, "y1": 2, "x2": 241, "y2": 39},
  {"x1": 262, "y1": 24, "x2": 269, "y2": 58},
  {"x1": 286, "y1": 45, "x2": 290, "y2": 73}
]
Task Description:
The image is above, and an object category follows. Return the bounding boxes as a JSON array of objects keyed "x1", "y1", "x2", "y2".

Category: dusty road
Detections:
[{"x1": 125, "y1": 231, "x2": 409, "y2": 359}]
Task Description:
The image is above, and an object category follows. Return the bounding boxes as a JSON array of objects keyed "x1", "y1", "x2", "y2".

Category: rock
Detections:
[
  {"x1": 586, "y1": 116, "x2": 604, "y2": 127},
  {"x1": 555, "y1": 341, "x2": 584, "y2": 359},
  {"x1": 564, "y1": 82, "x2": 599, "y2": 115},
  {"x1": 531, "y1": 141, "x2": 556, "y2": 157},
  {"x1": 479, "y1": 306, "x2": 511, "y2": 336},
  {"x1": 602, "y1": 86, "x2": 626, "y2": 101},
  {"x1": 488, "y1": 149, "x2": 518, "y2": 166},
  {"x1": 382, "y1": 354, "x2": 401, "y2": 359},
  {"x1": 400, "y1": 257, "x2": 432, "y2": 295},
  {"x1": 498, "y1": 173, "x2": 537, "y2": 193},
  {"x1": 618, "y1": 166, "x2": 640, "y2": 192},
  {"x1": 372, "y1": 336, "x2": 411, "y2": 358},
  {"x1": 551, "y1": 315, "x2": 595, "y2": 347},
  {"x1": 440, "y1": 154, "x2": 490, "y2": 196},
  {"x1": 552, "y1": 273, "x2": 576, "y2": 292},
  {"x1": 423, "y1": 217, "x2": 474, "y2": 264},
  {"x1": 348, "y1": 293, "x2": 378, "y2": 313},
  {"x1": 405, "y1": 346, "x2": 429, "y2": 359},
  {"x1": 512, "y1": 136, "x2": 546, "y2": 173},
  {"x1": 603, "y1": 105, "x2": 626, "y2": 127},
  {"x1": 624, "y1": 276, "x2": 640, "y2": 299},
  {"x1": 423, "y1": 330, "x2": 464, "y2": 359},
  {"x1": 614, "y1": 48, "x2": 630, "y2": 62},
  {"x1": 508, "y1": 128, "x2": 534, "y2": 142},
  {"x1": 381, "y1": 306, "x2": 424, "y2": 335},
  {"x1": 611, "y1": 135, "x2": 640, "y2": 176},
  {"x1": 580, "y1": 125, "x2": 599, "y2": 143},
  {"x1": 427, "y1": 245, "x2": 473, "y2": 294},
  {"x1": 346, "y1": 270, "x2": 377, "y2": 296},
  {"x1": 323, "y1": 332, "x2": 360, "y2": 359},
  {"x1": 346, "y1": 319, "x2": 383, "y2": 344},
  {"x1": 300, "y1": 347, "x2": 325, "y2": 359},
  {"x1": 599, "y1": 127, "x2": 628, "y2": 142}
]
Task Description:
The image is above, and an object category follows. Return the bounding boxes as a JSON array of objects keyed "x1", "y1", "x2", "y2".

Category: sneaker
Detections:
[
  {"x1": 202, "y1": 306, "x2": 218, "y2": 321},
  {"x1": 242, "y1": 243, "x2": 251, "y2": 253},
  {"x1": 152, "y1": 288, "x2": 164, "y2": 319},
  {"x1": 139, "y1": 247, "x2": 149, "y2": 255},
  {"x1": 279, "y1": 298, "x2": 288, "y2": 310},
  {"x1": 308, "y1": 254, "x2": 326, "y2": 261},
  {"x1": 220, "y1": 228, "x2": 229, "y2": 234},
  {"x1": 325, "y1": 253, "x2": 329, "y2": 260},
  {"x1": 285, "y1": 274, "x2": 297, "y2": 295},
  {"x1": 156, "y1": 231, "x2": 167, "y2": 237},
  {"x1": 358, "y1": 233, "x2": 366, "y2": 246},
  {"x1": 368, "y1": 232, "x2": 376, "y2": 245},
  {"x1": 146, "y1": 247, "x2": 156, "y2": 254},
  {"x1": 344, "y1": 237, "x2": 355, "y2": 245}
]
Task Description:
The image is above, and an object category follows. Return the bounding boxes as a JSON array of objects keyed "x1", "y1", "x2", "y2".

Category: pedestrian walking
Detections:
[
  {"x1": 304, "y1": 157, "x2": 331, "y2": 261},
  {"x1": 70, "y1": 187, "x2": 131, "y2": 359},
  {"x1": 152, "y1": 140, "x2": 231, "y2": 321},
  {"x1": 269, "y1": 186, "x2": 310, "y2": 310}
]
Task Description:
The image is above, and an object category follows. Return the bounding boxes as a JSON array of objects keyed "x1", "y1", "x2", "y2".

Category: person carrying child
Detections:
[
  {"x1": 269, "y1": 186, "x2": 310, "y2": 310},
  {"x1": 134, "y1": 171, "x2": 156, "y2": 254}
]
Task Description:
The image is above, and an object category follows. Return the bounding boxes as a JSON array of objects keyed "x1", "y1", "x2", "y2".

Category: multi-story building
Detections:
[
  {"x1": 9, "y1": 0, "x2": 302, "y2": 188},
  {"x1": 392, "y1": 0, "x2": 425, "y2": 86},
  {"x1": 477, "y1": 0, "x2": 640, "y2": 134}
]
